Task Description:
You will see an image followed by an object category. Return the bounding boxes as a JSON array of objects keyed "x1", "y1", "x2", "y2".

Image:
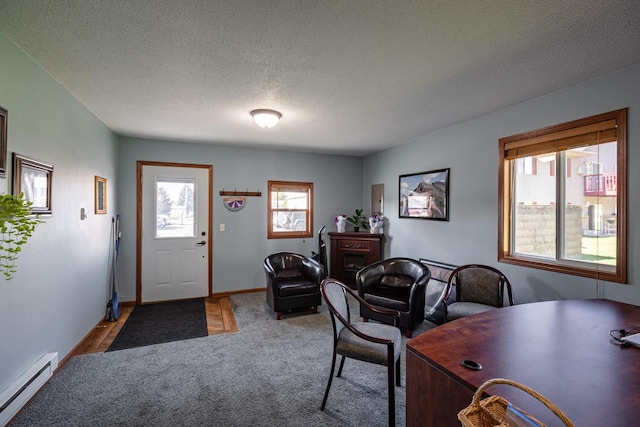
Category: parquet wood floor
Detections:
[{"x1": 71, "y1": 297, "x2": 238, "y2": 356}]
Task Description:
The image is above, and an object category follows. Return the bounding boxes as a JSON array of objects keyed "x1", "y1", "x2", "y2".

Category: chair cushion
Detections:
[
  {"x1": 364, "y1": 284, "x2": 410, "y2": 312},
  {"x1": 379, "y1": 273, "x2": 413, "y2": 288},
  {"x1": 275, "y1": 268, "x2": 303, "y2": 279},
  {"x1": 447, "y1": 302, "x2": 496, "y2": 321},
  {"x1": 336, "y1": 322, "x2": 402, "y2": 366},
  {"x1": 278, "y1": 280, "x2": 318, "y2": 297}
]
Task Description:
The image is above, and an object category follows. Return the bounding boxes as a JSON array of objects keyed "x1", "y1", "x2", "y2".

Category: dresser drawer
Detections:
[{"x1": 339, "y1": 239, "x2": 371, "y2": 250}]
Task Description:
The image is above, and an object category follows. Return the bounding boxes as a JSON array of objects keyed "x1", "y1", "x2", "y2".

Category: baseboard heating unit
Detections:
[{"x1": 0, "y1": 352, "x2": 58, "y2": 426}]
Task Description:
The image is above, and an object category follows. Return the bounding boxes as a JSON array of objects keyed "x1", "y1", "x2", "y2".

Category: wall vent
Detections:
[{"x1": 0, "y1": 352, "x2": 58, "y2": 426}]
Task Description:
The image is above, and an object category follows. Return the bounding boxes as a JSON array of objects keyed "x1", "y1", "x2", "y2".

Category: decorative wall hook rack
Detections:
[{"x1": 219, "y1": 188, "x2": 262, "y2": 197}]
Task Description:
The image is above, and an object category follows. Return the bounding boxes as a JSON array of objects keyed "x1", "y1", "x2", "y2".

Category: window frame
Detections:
[
  {"x1": 267, "y1": 180, "x2": 313, "y2": 239},
  {"x1": 498, "y1": 109, "x2": 627, "y2": 283}
]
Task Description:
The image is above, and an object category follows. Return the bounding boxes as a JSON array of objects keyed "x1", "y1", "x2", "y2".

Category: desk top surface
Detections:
[{"x1": 407, "y1": 299, "x2": 640, "y2": 426}]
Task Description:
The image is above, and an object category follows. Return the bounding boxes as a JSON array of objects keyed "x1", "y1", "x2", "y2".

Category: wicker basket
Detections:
[{"x1": 458, "y1": 378, "x2": 574, "y2": 427}]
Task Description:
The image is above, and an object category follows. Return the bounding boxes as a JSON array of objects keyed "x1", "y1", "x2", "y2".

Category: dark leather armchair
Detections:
[
  {"x1": 264, "y1": 252, "x2": 323, "y2": 320},
  {"x1": 355, "y1": 257, "x2": 431, "y2": 337}
]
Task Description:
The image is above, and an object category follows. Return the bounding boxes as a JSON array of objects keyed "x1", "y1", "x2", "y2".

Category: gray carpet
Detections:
[{"x1": 10, "y1": 292, "x2": 437, "y2": 426}]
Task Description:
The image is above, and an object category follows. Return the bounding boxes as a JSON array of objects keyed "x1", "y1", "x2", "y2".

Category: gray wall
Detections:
[
  {"x1": 0, "y1": 35, "x2": 118, "y2": 389},
  {"x1": 116, "y1": 137, "x2": 363, "y2": 299},
  {"x1": 363, "y1": 61, "x2": 640, "y2": 306}
]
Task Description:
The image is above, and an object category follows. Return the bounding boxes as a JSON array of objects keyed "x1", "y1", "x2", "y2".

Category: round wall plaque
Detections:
[{"x1": 223, "y1": 197, "x2": 246, "y2": 212}]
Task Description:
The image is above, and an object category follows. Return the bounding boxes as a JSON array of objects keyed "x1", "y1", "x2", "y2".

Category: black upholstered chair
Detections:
[
  {"x1": 320, "y1": 278, "x2": 402, "y2": 427},
  {"x1": 443, "y1": 264, "x2": 514, "y2": 322},
  {"x1": 264, "y1": 252, "x2": 323, "y2": 320},
  {"x1": 355, "y1": 258, "x2": 431, "y2": 337}
]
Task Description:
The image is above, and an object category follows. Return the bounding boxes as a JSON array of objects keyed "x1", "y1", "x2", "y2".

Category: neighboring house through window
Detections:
[{"x1": 498, "y1": 109, "x2": 627, "y2": 283}]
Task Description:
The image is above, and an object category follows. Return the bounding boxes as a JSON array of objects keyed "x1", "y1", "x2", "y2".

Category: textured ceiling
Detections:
[{"x1": 1, "y1": 0, "x2": 640, "y2": 156}]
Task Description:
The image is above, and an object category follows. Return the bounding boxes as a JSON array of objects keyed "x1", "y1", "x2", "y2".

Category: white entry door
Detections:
[{"x1": 140, "y1": 164, "x2": 211, "y2": 303}]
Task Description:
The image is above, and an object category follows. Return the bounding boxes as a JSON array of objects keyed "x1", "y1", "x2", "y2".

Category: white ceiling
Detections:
[{"x1": 1, "y1": 1, "x2": 640, "y2": 156}]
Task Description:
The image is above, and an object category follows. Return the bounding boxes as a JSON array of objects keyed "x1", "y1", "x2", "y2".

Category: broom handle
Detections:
[{"x1": 113, "y1": 214, "x2": 120, "y2": 292}]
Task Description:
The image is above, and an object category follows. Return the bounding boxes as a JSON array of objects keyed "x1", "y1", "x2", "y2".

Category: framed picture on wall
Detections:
[
  {"x1": 0, "y1": 106, "x2": 7, "y2": 178},
  {"x1": 399, "y1": 168, "x2": 449, "y2": 221},
  {"x1": 13, "y1": 153, "x2": 54, "y2": 215},
  {"x1": 95, "y1": 176, "x2": 107, "y2": 214}
]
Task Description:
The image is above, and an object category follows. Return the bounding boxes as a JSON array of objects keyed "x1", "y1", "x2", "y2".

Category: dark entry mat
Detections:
[{"x1": 107, "y1": 298, "x2": 207, "y2": 351}]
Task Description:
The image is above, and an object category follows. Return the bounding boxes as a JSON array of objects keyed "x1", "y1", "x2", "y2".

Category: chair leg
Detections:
[
  {"x1": 388, "y1": 361, "x2": 396, "y2": 427},
  {"x1": 321, "y1": 350, "x2": 338, "y2": 410},
  {"x1": 276, "y1": 312, "x2": 282, "y2": 320},
  {"x1": 336, "y1": 355, "x2": 346, "y2": 377},
  {"x1": 405, "y1": 329, "x2": 412, "y2": 338},
  {"x1": 313, "y1": 306, "x2": 318, "y2": 314},
  {"x1": 396, "y1": 358, "x2": 401, "y2": 386}
]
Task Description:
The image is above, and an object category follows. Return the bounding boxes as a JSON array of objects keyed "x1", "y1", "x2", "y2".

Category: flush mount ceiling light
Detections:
[{"x1": 250, "y1": 109, "x2": 282, "y2": 129}]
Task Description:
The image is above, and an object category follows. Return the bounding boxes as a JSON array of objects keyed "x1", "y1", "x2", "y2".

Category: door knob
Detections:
[{"x1": 196, "y1": 240, "x2": 206, "y2": 246}]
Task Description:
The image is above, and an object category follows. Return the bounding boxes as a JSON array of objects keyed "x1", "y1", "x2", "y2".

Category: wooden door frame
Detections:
[{"x1": 136, "y1": 160, "x2": 213, "y2": 304}]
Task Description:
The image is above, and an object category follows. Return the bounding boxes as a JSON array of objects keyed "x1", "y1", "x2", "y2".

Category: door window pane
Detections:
[{"x1": 156, "y1": 178, "x2": 196, "y2": 238}]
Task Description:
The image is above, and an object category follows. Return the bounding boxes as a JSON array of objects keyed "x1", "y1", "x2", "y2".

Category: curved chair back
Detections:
[
  {"x1": 322, "y1": 279, "x2": 350, "y2": 337},
  {"x1": 356, "y1": 258, "x2": 430, "y2": 291},
  {"x1": 265, "y1": 252, "x2": 304, "y2": 272},
  {"x1": 446, "y1": 264, "x2": 514, "y2": 307}
]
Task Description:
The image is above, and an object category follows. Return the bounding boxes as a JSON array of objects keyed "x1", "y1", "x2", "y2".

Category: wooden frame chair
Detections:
[
  {"x1": 444, "y1": 264, "x2": 514, "y2": 322},
  {"x1": 320, "y1": 278, "x2": 402, "y2": 427}
]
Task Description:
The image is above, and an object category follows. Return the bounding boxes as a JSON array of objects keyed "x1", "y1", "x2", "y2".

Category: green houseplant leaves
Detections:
[
  {"x1": 346, "y1": 208, "x2": 368, "y2": 231},
  {"x1": 0, "y1": 193, "x2": 43, "y2": 280}
]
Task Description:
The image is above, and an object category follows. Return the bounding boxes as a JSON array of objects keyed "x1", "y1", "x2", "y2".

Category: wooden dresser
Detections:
[{"x1": 328, "y1": 232, "x2": 384, "y2": 288}]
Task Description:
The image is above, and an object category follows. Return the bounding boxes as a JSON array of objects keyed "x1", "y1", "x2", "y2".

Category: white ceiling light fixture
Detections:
[{"x1": 250, "y1": 109, "x2": 282, "y2": 129}]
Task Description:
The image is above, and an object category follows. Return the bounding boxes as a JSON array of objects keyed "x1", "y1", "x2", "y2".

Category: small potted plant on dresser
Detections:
[{"x1": 346, "y1": 208, "x2": 368, "y2": 232}]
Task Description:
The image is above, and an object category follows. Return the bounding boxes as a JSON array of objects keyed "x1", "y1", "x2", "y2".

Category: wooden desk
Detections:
[{"x1": 406, "y1": 299, "x2": 640, "y2": 426}]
